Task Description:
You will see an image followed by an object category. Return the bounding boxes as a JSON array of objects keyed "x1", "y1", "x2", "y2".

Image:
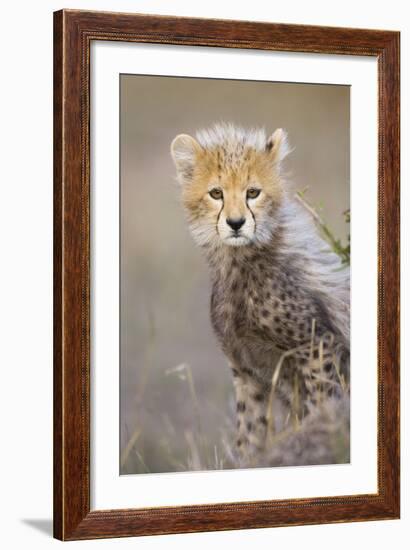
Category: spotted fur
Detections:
[{"x1": 171, "y1": 123, "x2": 350, "y2": 460}]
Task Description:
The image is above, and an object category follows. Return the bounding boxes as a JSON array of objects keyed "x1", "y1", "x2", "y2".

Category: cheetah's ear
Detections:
[
  {"x1": 266, "y1": 128, "x2": 290, "y2": 164},
  {"x1": 170, "y1": 134, "x2": 202, "y2": 184}
]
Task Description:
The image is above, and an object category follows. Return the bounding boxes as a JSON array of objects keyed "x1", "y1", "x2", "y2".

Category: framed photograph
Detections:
[{"x1": 53, "y1": 9, "x2": 400, "y2": 540}]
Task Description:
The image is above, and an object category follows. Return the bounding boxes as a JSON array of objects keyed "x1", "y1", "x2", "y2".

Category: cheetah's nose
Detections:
[{"x1": 226, "y1": 217, "x2": 245, "y2": 232}]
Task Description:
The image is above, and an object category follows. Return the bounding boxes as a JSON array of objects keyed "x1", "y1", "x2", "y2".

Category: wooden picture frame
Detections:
[{"x1": 53, "y1": 9, "x2": 400, "y2": 540}]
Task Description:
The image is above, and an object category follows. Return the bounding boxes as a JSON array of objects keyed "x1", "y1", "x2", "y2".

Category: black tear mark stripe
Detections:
[
  {"x1": 245, "y1": 200, "x2": 256, "y2": 231},
  {"x1": 215, "y1": 199, "x2": 224, "y2": 236}
]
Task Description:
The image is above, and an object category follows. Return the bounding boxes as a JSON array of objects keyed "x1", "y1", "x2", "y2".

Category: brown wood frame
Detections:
[{"x1": 54, "y1": 8, "x2": 400, "y2": 541}]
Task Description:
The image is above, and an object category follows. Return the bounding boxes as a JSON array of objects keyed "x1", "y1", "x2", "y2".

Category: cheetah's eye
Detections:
[
  {"x1": 209, "y1": 188, "x2": 223, "y2": 200},
  {"x1": 247, "y1": 188, "x2": 261, "y2": 199}
]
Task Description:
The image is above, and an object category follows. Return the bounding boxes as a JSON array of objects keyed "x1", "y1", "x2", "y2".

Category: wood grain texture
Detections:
[
  {"x1": 53, "y1": 9, "x2": 400, "y2": 541},
  {"x1": 53, "y1": 10, "x2": 63, "y2": 540}
]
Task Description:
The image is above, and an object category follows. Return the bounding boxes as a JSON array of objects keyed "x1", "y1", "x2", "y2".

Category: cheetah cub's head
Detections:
[{"x1": 171, "y1": 123, "x2": 290, "y2": 248}]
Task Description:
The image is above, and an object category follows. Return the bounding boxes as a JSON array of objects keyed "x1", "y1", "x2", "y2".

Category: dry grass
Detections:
[
  {"x1": 245, "y1": 321, "x2": 349, "y2": 470},
  {"x1": 121, "y1": 344, "x2": 350, "y2": 474}
]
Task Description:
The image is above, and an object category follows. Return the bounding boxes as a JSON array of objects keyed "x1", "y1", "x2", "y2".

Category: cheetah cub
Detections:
[{"x1": 171, "y1": 123, "x2": 350, "y2": 461}]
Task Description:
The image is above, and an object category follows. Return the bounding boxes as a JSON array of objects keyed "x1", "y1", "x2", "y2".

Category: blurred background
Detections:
[{"x1": 120, "y1": 75, "x2": 350, "y2": 474}]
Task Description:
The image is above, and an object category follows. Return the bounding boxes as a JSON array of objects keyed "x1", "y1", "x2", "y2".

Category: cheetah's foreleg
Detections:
[{"x1": 231, "y1": 364, "x2": 271, "y2": 463}]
